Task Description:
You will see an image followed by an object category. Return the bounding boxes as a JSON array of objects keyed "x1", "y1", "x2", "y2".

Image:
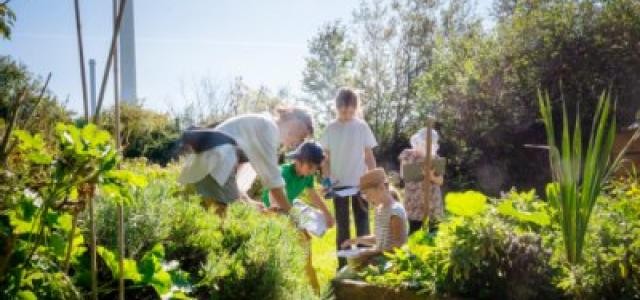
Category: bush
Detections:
[
  {"x1": 362, "y1": 182, "x2": 640, "y2": 299},
  {"x1": 363, "y1": 191, "x2": 560, "y2": 299},
  {"x1": 95, "y1": 161, "x2": 179, "y2": 259},
  {"x1": 0, "y1": 56, "x2": 70, "y2": 140},
  {"x1": 101, "y1": 104, "x2": 180, "y2": 166},
  {"x1": 554, "y1": 177, "x2": 640, "y2": 299},
  {"x1": 96, "y1": 164, "x2": 317, "y2": 299}
]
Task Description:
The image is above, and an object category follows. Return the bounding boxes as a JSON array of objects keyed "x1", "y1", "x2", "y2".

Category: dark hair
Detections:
[{"x1": 335, "y1": 88, "x2": 358, "y2": 108}]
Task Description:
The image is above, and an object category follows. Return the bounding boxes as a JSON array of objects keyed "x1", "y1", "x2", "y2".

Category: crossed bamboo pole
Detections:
[{"x1": 73, "y1": 1, "x2": 127, "y2": 299}]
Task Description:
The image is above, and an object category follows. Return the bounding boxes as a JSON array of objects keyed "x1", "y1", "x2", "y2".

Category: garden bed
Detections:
[{"x1": 332, "y1": 279, "x2": 428, "y2": 300}]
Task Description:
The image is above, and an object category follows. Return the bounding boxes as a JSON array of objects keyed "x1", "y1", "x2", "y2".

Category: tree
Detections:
[
  {"x1": 0, "y1": 1, "x2": 15, "y2": 40},
  {"x1": 412, "y1": 0, "x2": 640, "y2": 194},
  {"x1": 301, "y1": 21, "x2": 356, "y2": 126},
  {"x1": 173, "y1": 76, "x2": 285, "y2": 129},
  {"x1": 0, "y1": 56, "x2": 70, "y2": 140}
]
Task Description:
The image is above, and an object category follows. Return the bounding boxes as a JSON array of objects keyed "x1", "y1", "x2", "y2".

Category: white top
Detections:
[
  {"x1": 410, "y1": 128, "x2": 439, "y2": 156},
  {"x1": 319, "y1": 118, "x2": 378, "y2": 187},
  {"x1": 374, "y1": 200, "x2": 408, "y2": 250},
  {"x1": 178, "y1": 113, "x2": 285, "y2": 190}
]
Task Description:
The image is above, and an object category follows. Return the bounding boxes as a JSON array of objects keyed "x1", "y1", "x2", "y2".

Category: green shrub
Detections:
[
  {"x1": 553, "y1": 177, "x2": 640, "y2": 299},
  {"x1": 363, "y1": 191, "x2": 561, "y2": 299},
  {"x1": 101, "y1": 104, "x2": 180, "y2": 166},
  {"x1": 97, "y1": 165, "x2": 317, "y2": 299},
  {"x1": 363, "y1": 183, "x2": 640, "y2": 299},
  {"x1": 179, "y1": 204, "x2": 315, "y2": 300},
  {"x1": 95, "y1": 161, "x2": 179, "y2": 259},
  {"x1": 0, "y1": 124, "x2": 147, "y2": 299}
]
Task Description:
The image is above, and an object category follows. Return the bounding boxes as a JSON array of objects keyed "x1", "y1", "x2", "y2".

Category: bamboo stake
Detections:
[
  {"x1": 93, "y1": 0, "x2": 127, "y2": 122},
  {"x1": 88, "y1": 192, "x2": 97, "y2": 300},
  {"x1": 73, "y1": 0, "x2": 89, "y2": 121},
  {"x1": 73, "y1": 1, "x2": 98, "y2": 298},
  {"x1": 422, "y1": 118, "x2": 434, "y2": 227},
  {"x1": 112, "y1": 1, "x2": 125, "y2": 299}
]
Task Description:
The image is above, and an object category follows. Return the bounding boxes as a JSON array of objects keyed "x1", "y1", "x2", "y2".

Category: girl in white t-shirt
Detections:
[{"x1": 320, "y1": 88, "x2": 378, "y2": 269}]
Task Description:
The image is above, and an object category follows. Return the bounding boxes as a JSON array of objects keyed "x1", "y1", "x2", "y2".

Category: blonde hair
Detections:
[{"x1": 389, "y1": 187, "x2": 401, "y2": 202}]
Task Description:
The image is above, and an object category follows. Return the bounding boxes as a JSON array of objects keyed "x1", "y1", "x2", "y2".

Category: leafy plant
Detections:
[
  {"x1": 362, "y1": 190, "x2": 561, "y2": 299},
  {"x1": 195, "y1": 204, "x2": 315, "y2": 300},
  {"x1": 553, "y1": 177, "x2": 640, "y2": 298},
  {"x1": 96, "y1": 161, "x2": 176, "y2": 259},
  {"x1": 97, "y1": 244, "x2": 192, "y2": 299},
  {"x1": 0, "y1": 123, "x2": 146, "y2": 298},
  {"x1": 444, "y1": 191, "x2": 487, "y2": 216},
  {"x1": 539, "y1": 90, "x2": 634, "y2": 264}
]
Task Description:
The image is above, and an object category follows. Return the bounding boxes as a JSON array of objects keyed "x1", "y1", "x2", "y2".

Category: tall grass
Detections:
[{"x1": 538, "y1": 90, "x2": 638, "y2": 264}]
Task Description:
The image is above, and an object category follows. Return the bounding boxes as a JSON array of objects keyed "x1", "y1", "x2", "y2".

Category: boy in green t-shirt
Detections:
[
  {"x1": 262, "y1": 141, "x2": 334, "y2": 294},
  {"x1": 262, "y1": 141, "x2": 334, "y2": 225}
]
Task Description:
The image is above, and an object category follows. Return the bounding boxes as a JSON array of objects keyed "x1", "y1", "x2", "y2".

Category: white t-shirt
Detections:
[
  {"x1": 178, "y1": 113, "x2": 285, "y2": 190},
  {"x1": 320, "y1": 118, "x2": 378, "y2": 187}
]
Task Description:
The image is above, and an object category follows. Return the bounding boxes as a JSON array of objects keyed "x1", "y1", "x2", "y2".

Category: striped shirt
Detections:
[{"x1": 374, "y1": 200, "x2": 409, "y2": 251}]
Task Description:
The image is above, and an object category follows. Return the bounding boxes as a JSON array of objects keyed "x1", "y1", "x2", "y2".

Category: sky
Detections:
[{"x1": 3, "y1": 0, "x2": 493, "y2": 115}]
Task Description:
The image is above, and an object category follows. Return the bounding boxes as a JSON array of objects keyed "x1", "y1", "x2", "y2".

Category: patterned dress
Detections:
[{"x1": 398, "y1": 149, "x2": 444, "y2": 222}]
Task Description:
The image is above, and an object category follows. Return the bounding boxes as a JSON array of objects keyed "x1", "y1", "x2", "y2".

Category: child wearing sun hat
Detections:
[{"x1": 339, "y1": 168, "x2": 408, "y2": 267}]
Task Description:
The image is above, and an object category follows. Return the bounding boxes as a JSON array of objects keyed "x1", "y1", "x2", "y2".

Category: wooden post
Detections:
[
  {"x1": 112, "y1": 1, "x2": 126, "y2": 299},
  {"x1": 73, "y1": 0, "x2": 89, "y2": 121},
  {"x1": 422, "y1": 118, "x2": 434, "y2": 227},
  {"x1": 93, "y1": 0, "x2": 128, "y2": 121},
  {"x1": 73, "y1": 1, "x2": 98, "y2": 299}
]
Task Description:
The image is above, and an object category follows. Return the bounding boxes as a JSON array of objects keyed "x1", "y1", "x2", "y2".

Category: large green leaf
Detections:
[
  {"x1": 138, "y1": 244, "x2": 172, "y2": 295},
  {"x1": 16, "y1": 290, "x2": 37, "y2": 300},
  {"x1": 445, "y1": 191, "x2": 487, "y2": 217},
  {"x1": 105, "y1": 169, "x2": 148, "y2": 187},
  {"x1": 497, "y1": 200, "x2": 550, "y2": 226},
  {"x1": 97, "y1": 246, "x2": 142, "y2": 281}
]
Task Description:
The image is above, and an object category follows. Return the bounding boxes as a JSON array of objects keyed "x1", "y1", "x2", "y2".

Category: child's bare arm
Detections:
[
  {"x1": 269, "y1": 187, "x2": 291, "y2": 212},
  {"x1": 388, "y1": 215, "x2": 406, "y2": 250},
  {"x1": 321, "y1": 150, "x2": 331, "y2": 178},
  {"x1": 342, "y1": 235, "x2": 376, "y2": 248},
  {"x1": 307, "y1": 188, "x2": 334, "y2": 228},
  {"x1": 364, "y1": 147, "x2": 376, "y2": 170}
]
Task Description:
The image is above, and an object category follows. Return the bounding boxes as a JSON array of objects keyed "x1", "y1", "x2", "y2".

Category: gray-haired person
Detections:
[{"x1": 179, "y1": 107, "x2": 314, "y2": 215}]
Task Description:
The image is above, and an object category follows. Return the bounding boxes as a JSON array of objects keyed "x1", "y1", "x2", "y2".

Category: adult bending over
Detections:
[{"x1": 178, "y1": 107, "x2": 314, "y2": 214}]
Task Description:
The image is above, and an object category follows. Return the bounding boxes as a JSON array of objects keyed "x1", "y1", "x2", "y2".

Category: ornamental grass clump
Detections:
[{"x1": 539, "y1": 90, "x2": 639, "y2": 265}]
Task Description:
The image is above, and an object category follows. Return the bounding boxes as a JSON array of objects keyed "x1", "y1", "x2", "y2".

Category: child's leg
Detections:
[
  {"x1": 333, "y1": 196, "x2": 351, "y2": 269},
  {"x1": 352, "y1": 194, "x2": 370, "y2": 240},
  {"x1": 299, "y1": 231, "x2": 320, "y2": 294}
]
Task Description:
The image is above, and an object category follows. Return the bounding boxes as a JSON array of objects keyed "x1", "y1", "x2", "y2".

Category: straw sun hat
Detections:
[{"x1": 359, "y1": 168, "x2": 387, "y2": 191}]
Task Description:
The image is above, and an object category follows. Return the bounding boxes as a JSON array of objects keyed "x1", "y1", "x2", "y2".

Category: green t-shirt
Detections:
[{"x1": 262, "y1": 163, "x2": 314, "y2": 207}]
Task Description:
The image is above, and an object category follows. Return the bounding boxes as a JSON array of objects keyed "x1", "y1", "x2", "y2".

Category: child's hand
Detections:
[
  {"x1": 321, "y1": 177, "x2": 333, "y2": 189},
  {"x1": 341, "y1": 239, "x2": 354, "y2": 249},
  {"x1": 323, "y1": 212, "x2": 335, "y2": 228},
  {"x1": 429, "y1": 169, "x2": 444, "y2": 185}
]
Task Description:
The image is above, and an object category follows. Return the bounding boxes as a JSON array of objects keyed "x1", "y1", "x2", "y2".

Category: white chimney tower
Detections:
[
  {"x1": 89, "y1": 59, "x2": 97, "y2": 116},
  {"x1": 119, "y1": 0, "x2": 137, "y2": 104}
]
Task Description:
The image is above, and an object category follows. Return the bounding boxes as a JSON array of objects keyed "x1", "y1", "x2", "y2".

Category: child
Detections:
[
  {"x1": 320, "y1": 88, "x2": 378, "y2": 269},
  {"x1": 262, "y1": 141, "x2": 334, "y2": 294},
  {"x1": 399, "y1": 128, "x2": 444, "y2": 233},
  {"x1": 340, "y1": 168, "x2": 408, "y2": 265}
]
